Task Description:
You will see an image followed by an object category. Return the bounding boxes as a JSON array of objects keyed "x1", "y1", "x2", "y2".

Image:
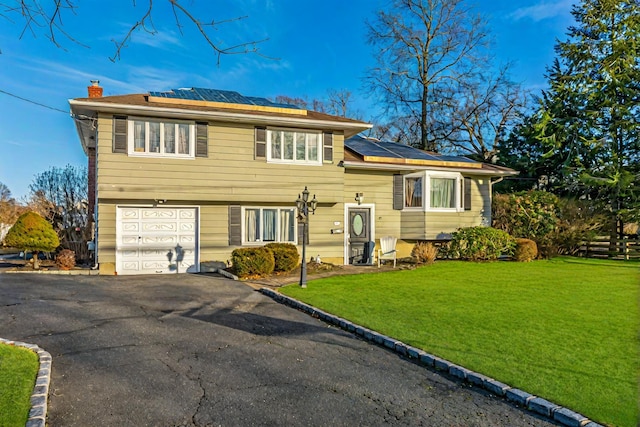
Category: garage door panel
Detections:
[
  {"x1": 178, "y1": 235, "x2": 195, "y2": 244},
  {"x1": 120, "y1": 208, "x2": 141, "y2": 219},
  {"x1": 180, "y1": 223, "x2": 195, "y2": 232},
  {"x1": 121, "y1": 261, "x2": 140, "y2": 271},
  {"x1": 141, "y1": 235, "x2": 178, "y2": 246},
  {"x1": 116, "y1": 206, "x2": 199, "y2": 275},
  {"x1": 179, "y1": 209, "x2": 195, "y2": 218},
  {"x1": 142, "y1": 222, "x2": 178, "y2": 233},
  {"x1": 121, "y1": 236, "x2": 140, "y2": 245},
  {"x1": 142, "y1": 210, "x2": 177, "y2": 219},
  {"x1": 140, "y1": 248, "x2": 171, "y2": 258},
  {"x1": 141, "y1": 260, "x2": 171, "y2": 272},
  {"x1": 121, "y1": 223, "x2": 139, "y2": 232},
  {"x1": 121, "y1": 249, "x2": 138, "y2": 258}
]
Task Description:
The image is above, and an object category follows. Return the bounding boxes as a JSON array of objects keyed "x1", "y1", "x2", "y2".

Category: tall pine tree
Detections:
[{"x1": 537, "y1": 0, "x2": 640, "y2": 239}]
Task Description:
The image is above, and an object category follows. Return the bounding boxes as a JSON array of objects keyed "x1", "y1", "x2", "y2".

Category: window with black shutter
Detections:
[
  {"x1": 255, "y1": 127, "x2": 267, "y2": 159},
  {"x1": 464, "y1": 177, "x2": 472, "y2": 211},
  {"x1": 113, "y1": 116, "x2": 128, "y2": 153},
  {"x1": 323, "y1": 132, "x2": 333, "y2": 163},
  {"x1": 196, "y1": 122, "x2": 208, "y2": 157},
  {"x1": 228, "y1": 206, "x2": 242, "y2": 246},
  {"x1": 393, "y1": 174, "x2": 403, "y2": 210}
]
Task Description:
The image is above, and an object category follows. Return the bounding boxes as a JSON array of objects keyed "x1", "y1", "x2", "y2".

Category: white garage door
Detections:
[{"x1": 116, "y1": 206, "x2": 199, "y2": 275}]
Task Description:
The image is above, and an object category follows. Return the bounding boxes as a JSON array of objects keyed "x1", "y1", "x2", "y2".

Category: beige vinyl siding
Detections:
[
  {"x1": 199, "y1": 204, "x2": 230, "y2": 262},
  {"x1": 303, "y1": 203, "x2": 347, "y2": 263},
  {"x1": 94, "y1": 114, "x2": 349, "y2": 271},
  {"x1": 343, "y1": 169, "x2": 491, "y2": 259},
  {"x1": 344, "y1": 169, "x2": 400, "y2": 238},
  {"x1": 198, "y1": 203, "x2": 346, "y2": 264},
  {"x1": 96, "y1": 202, "x2": 116, "y2": 274},
  {"x1": 95, "y1": 116, "x2": 346, "y2": 203},
  {"x1": 344, "y1": 168, "x2": 491, "y2": 243},
  {"x1": 421, "y1": 176, "x2": 489, "y2": 239}
]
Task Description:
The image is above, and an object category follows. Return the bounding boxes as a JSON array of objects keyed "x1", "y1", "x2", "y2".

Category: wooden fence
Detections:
[{"x1": 578, "y1": 236, "x2": 640, "y2": 260}]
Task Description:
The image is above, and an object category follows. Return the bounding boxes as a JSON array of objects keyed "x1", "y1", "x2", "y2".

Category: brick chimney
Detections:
[{"x1": 87, "y1": 80, "x2": 103, "y2": 98}]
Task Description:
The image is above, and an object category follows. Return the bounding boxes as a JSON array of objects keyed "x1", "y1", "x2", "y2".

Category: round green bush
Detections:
[
  {"x1": 231, "y1": 247, "x2": 275, "y2": 277},
  {"x1": 264, "y1": 243, "x2": 299, "y2": 273},
  {"x1": 447, "y1": 226, "x2": 516, "y2": 261},
  {"x1": 4, "y1": 211, "x2": 59, "y2": 253},
  {"x1": 514, "y1": 238, "x2": 538, "y2": 262}
]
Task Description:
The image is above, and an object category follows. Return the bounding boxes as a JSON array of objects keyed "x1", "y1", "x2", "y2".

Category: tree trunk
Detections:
[{"x1": 33, "y1": 251, "x2": 40, "y2": 270}]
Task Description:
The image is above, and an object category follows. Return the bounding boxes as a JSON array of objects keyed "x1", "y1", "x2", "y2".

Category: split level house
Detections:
[{"x1": 70, "y1": 82, "x2": 517, "y2": 275}]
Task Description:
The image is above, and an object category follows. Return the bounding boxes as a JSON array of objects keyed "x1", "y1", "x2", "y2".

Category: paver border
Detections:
[
  {"x1": 260, "y1": 288, "x2": 603, "y2": 427},
  {"x1": 0, "y1": 338, "x2": 51, "y2": 427}
]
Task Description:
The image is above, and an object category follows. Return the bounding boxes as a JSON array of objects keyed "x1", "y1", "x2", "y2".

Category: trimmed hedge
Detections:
[
  {"x1": 231, "y1": 247, "x2": 275, "y2": 277},
  {"x1": 444, "y1": 227, "x2": 516, "y2": 261},
  {"x1": 264, "y1": 243, "x2": 299, "y2": 273}
]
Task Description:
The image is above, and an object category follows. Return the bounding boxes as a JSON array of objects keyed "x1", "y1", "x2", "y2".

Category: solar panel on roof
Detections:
[
  {"x1": 148, "y1": 87, "x2": 300, "y2": 109},
  {"x1": 345, "y1": 136, "x2": 403, "y2": 158},
  {"x1": 345, "y1": 135, "x2": 480, "y2": 165},
  {"x1": 438, "y1": 155, "x2": 476, "y2": 163},
  {"x1": 376, "y1": 141, "x2": 442, "y2": 161}
]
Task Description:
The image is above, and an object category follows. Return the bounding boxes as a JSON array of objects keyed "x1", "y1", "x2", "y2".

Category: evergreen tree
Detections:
[
  {"x1": 533, "y1": 0, "x2": 640, "y2": 238},
  {"x1": 4, "y1": 212, "x2": 59, "y2": 270}
]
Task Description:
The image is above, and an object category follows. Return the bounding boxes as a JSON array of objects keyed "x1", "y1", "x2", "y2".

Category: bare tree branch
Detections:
[
  {"x1": 1, "y1": 0, "x2": 271, "y2": 63},
  {"x1": 365, "y1": 0, "x2": 490, "y2": 151}
]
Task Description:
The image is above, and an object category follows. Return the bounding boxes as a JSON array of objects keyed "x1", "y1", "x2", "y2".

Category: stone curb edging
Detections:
[
  {"x1": 4, "y1": 269, "x2": 99, "y2": 275},
  {"x1": 0, "y1": 338, "x2": 51, "y2": 427},
  {"x1": 259, "y1": 288, "x2": 604, "y2": 427}
]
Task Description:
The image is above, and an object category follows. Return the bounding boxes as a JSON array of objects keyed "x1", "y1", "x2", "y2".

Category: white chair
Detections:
[{"x1": 378, "y1": 236, "x2": 397, "y2": 268}]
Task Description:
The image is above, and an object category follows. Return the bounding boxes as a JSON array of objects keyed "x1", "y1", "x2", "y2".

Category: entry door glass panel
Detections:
[{"x1": 348, "y1": 208, "x2": 371, "y2": 264}]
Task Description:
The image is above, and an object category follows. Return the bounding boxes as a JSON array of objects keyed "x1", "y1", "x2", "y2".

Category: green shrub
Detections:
[
  {"x1": 231, "y1": 247, "x2": 275, "y2": 277},
  {"x1": 445, "y1": 227, "x2": 516, "y2": 261},
  {"x1": 411, "y1": 241, "x2": 438, "y2": 264},
  {"x1": 550, "y1": 198, "x2": 605, "y2": 256},
  {"x1": 5, "y1": 211, "x2": 59, "y2": 269},
  {"x1": 514, "y1": 238, "x2": 537, "y2": 262},
  {"x1": 492, "y1": 192, "x2": 606, "y2": 258},
  {"x1": 492, "y1": 191, "x2": 560, "y2": 241},
  {"x1": 264, "y1": 243, "x2": 299, "y2": 272}
]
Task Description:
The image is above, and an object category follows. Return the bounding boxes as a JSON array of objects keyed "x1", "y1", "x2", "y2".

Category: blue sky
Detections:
[{"x1": 0, "y1": 0, "x2": 575, "y2": 201}]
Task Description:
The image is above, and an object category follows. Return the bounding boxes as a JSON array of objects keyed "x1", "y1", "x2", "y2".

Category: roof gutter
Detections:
[
  {"x1": 68, "y1": 99, "x2": 372, "y2": 138},
  {"x1": 342, "y1": 160, "x2": 519, "y2": 176}
]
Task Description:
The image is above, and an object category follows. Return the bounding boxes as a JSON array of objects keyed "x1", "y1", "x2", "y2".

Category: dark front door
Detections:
[{"x1": 348, "y1": 208, "x2": 371, "y2": 264}]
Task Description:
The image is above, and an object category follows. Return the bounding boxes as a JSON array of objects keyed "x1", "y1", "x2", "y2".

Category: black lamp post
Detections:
[{"x1": 296, "y1": 186, "x2": 317, "y2": 288}]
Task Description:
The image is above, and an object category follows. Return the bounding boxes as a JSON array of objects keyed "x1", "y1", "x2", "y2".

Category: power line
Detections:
[{"x1": 0, "y1": 88, "x2": 69, "y2": 114}]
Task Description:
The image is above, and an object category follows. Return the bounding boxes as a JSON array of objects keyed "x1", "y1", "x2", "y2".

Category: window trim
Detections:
[
  {"x1": 266, "y1": 128, "x2": 323, "y2": 166},
  {"x1": 241, "y1": 206, "x2": 298, "y2": 245},
  {"x1": 403, "y1": 174, "x2": 424, "y2": 210},
  {"x1": 127, "y1": 117, "x2": 196, "y2": 159},
  {"x1": 403, "y1": 171, "x2": 464, "y2": 212}
]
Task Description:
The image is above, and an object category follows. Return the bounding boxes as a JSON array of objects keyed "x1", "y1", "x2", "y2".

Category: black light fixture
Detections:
[
  {"x1": 295, "y1": 186, "x2": 317, "y2": 288},
  {"x1": 355, "y1": 192, "x2": 364, "y2": 205}
]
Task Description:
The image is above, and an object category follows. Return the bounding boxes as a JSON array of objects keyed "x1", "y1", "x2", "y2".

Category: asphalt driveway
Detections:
[{"x1": 0, "y1": 273, "x2": 559, "y2": 426}]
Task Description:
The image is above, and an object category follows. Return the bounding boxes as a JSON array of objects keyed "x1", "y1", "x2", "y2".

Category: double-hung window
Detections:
[
  {"x1": 267, "y1": 129, "x2": 322, "y2": 165},
  {"x1": 404, "y1": 176, "x2": 423, "y2": 208},
  {"x1": 128, "y1": 118, "x2": 195, "y2": 158},
  {"x1": 243, "y1": 207, "x2": 297, "y2": 244},
  {"x1": 404, "y1": 172, "x2": 463, "y2": 212}
]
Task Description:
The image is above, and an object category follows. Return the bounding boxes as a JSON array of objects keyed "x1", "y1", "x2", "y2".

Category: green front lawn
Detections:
[
  {"x1": 0, "y1": 343, "x2": 39, "y2": 427},
  {"x1": 281, "y1": 257, "x2": 639, "y2": 427}
]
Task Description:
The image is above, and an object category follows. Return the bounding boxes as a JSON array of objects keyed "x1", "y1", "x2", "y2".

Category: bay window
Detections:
[{"x1": 404, "y1": 172, "x2": 463, "y2": 211}]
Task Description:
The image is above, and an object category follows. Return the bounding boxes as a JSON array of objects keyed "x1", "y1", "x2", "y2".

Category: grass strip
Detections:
[
  {"x1": 281, "y1": 257, "x2": 639, "y2": 427},
  {"x1": 0, "y1": 343, "x2": 39, "y2": 427}
]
